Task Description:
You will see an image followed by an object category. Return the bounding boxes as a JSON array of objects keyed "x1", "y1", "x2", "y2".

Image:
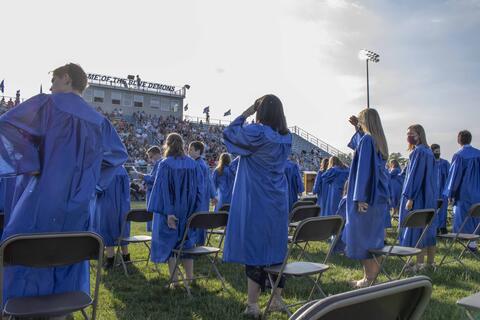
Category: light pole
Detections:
[{"x1": 358, "y1": 49, "x2": 380, "y2": 108}]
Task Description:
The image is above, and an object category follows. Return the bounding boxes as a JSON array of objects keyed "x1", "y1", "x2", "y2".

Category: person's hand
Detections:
[
  {"x1": 358, "y1": 202, "x2": 368, "y2": 213},
  {"x1": 448, "y1": 198, "x2": 454, "y2": 205},
  {"x1": 242, "y1": 104, "x2": 257, "y2": 118},
  {"x1": 349, "y1": 115, "x2": 359, "y2": 127},
  {"x1": 30, "y1": 171, "x2": 40, "y2": 176},
  {"x1": 406, "y1": 199, "x2": 413, "y2": 211},
  {"x1": 167, "y1": 215, "x2": 178, "y2": 229}
]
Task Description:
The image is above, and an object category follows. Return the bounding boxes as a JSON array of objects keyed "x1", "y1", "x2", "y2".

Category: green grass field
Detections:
[{"x1": 84, "y1": 202, "x2": 480, "y2": 319}]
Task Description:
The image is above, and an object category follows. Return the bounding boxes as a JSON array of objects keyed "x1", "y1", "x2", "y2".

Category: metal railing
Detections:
[
  {"x1": 289, "y1": 126, "x2": 346, "y2": 157},
  {"x1": 184, "y1": 115, "x2": 232, "y2": 126}
]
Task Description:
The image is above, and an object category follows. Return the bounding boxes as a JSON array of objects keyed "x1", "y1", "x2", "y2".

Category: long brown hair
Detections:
[
  {"x1": 328, "y1": 156, "x2": 343, "y2": 169},
  {"x1": 216, "y1": 153, "x2": 232, "y2": 176},
  {"x1": 407, "y1": 124, "x2": 428, "y2": 151},
  {"x1": 255, "y1": 94, "x2": 289, "y2": 135},
  {"x1": 320, "y1": 158, "x2": 329, "y2": 171},
  {"x1": 358, "y1": 108, "x2": 389, "y2": 160},
  {"x1": 163, "y1": 133, "x2": 185, "y2": 158}
]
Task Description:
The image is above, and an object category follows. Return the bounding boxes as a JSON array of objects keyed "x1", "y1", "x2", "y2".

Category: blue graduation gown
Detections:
[
  {"x1": 322, "y1": 166, "x2": 349, "y2": 216},
  {"x1": 343, "y1": 132, "x2": 389, "y2": 260},
  {"x1": 333, "y1": 196, "x2": 347, "y2": 253},
  {"x1": 144, "y1": 159, "x2": 161, "y2": 232},
  {"x1": 222, "y1": 116, "x2": 292, "y2": 266},
  {"x1": 0, "y1": 93, "x2": 128, "y2": 304},
  {"x1": 399, "y1": 145, "x2": 438, "y2": 248},
  {"x1": 147, "y1": 156, "x2": 203, "y2": 263},
  {"x1": 388, "y1": 168, "x2": 404, "y2": 210},
  {"x1": 93, "y1": 166, "x2": 131, "y2": 246},
  {"x1": 285, "y1": 160, "x2": 305, "y2": 212},
  {"x1": 435, "y1": 158, "x2": 450, "y2": 229},
  {"x1": 190, "y1": 157, "x2": 215, "y2": 245},
  {"x1": 213, "y1": 163, "x2": 236, "y2": 211},
  {"x1": 312, "y1": 170, "x2": 325, "y2": 211},
  {"x1": 443, "y1": 145, "x2": 480, "y2": 233}
]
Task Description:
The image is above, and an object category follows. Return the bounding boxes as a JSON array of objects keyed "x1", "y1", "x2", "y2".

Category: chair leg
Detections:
[
  {"x1": 263, "y1": 274, "x2": 277, "y2": 318},
  {"x1": 144, "y1": 242, "x2": 151, "y2": 266},
  {"x1": 397, "y1": 255, "x2": 414, "y2": 280},
  {"x1": 438, "y1": 238, "x2": 456, "y2": 267},
  {"x1": 119, "y1": 252, "x2": 129, "y2": 276},
  {"x1": 207, "y1": 256, "x2": 228, "y2": 293},
  {"x1": 465, "y1": 310, "x2": 476, "y2": 320},
  {"x1": 81, "y1": 308, "x2": 90, "y2": 320},
  {"x1": 308, "y1": 273, "x2": 326, "y2": 301},
  {"x1": 177, "y1": 267, "x2": 192, "y2": 297}
]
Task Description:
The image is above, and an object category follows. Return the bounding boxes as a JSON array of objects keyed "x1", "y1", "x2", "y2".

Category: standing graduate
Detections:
[
  {"x1": 0, "y1": 63, "x2": 127, "y2": 305},
  {"x1": 284, "y1": 157, "x2": 305, "y2": 212},
  {"x1": 188, "y1": 141, "x2": 217, "y2": 245},
  {"x1": 343, "y1": 108, "x2": 390, "y2": 288},
  {"x1": 148, "y1": 133, "x2": 203, "y2": 286},
  {"x1": 387, "y1": 159, "x2": 404, "y2": 228},
  {"x1": 93, "y1": 166, "x2": 131, "y2": 269},
  {"x1": 212, "y1": 153, "x2": 236, "y2": 211},
  {"x1": 222, "y1": 95, "x2": 291, "y2": 317},
  {"x1": 431, "y1": 144, "x2": 450, "y2": 234},
  {"x1": 444, "y1": 130, "x2": 480, "y2": 251},
  {"x1": 399, "y1": 125, "x2": 438, "y2": 270},
  {"x1": 313, "y1": 158, "x2": 330, "y2": 215},
  {"x1": 135, "y1": 146, "x2": 162, "y2": 232},
  {"x1": 322, "y1": 156, "x2": 349, "y2": 216}
]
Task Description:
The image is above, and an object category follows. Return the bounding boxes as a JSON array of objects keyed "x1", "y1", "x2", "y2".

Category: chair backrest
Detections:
[
  {"x1": 290, "y1": 276, "x2": 432, "y2": 320},
  {"x1": 0, "y1": 232, "x2": 103, "y2": 268},
  {"x1": 290, "y1": 205, "x2": 321, "y2": 223},
  {"x1": 301, "y1": 196, "x2": 318, "y2": 203},
  {"x1": 293, "y1": 216, "x2": 344, "y2": 243},
  {"x1": 219, "y1": 204, "x2": 230, "y2": 212},
  {"x1": 469, "y1": 203, "x2": 480, "y2": 218},
  {"x1": 0, "y1": 213, "x2": 4, "y2": 229},
  {"x1": 401, "y1": 209, "x2": 435, "y2": 228},
  {"x1": 293, "y1": 200, "x2": 315, "y2": 210},
  {"x1": 188, "y1": 212, "x2": 228, "y2": 230},
  {"x1": 126, "y1": 209, "x2": 153, "y2": 223}
]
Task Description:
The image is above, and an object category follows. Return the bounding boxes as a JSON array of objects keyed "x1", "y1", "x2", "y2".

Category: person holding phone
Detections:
[
  {"x1": 343, "y1": 108, "x2": 390, "y2": 288},
  {"x1": 222, "y1": 95, "x2": 291, "y2": 317},
  {"x1": 147, "y1": 133, "x2": 203, "y2": 286}
]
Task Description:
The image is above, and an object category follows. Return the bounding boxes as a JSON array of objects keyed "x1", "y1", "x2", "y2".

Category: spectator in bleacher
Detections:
[
  {"x1": 222, "y1": 94, "x2": 291, "y2": 317},
  {"x1": 344, "y1": 108, "x2": 389, "y2": 288},
  {"x1": 0, "y1": 63, "x2": 127, "y2": 306}
]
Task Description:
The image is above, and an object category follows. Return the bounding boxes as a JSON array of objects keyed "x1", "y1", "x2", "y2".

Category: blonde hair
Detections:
[
  {"x1": 407, "y1": 124, "x2": 428, "y2": 151},
  {"x1": 328, "y1": 156, "x2": 342, "y2": 169},
  {"x1": 163, "y1": 133, "x2": 185, "y2": 158},
  {"x1": 216, "y1": 153, "x2": 232, "y2": 176},
  {"x1": 358, "y1": 108, "x2": 389, "y2": 160}
]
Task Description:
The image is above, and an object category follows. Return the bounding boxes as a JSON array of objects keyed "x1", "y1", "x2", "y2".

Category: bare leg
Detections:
[
  {"x1": 182, "y1": 259, "x2": 194, "y2": 285},
  {"x1": 105, "y1": 246, "x2": 115, "y2": 258},
  {"x1": 168, "y1": 257, "x2": 179, "y2": 285},
  {"x1": 427, "y1": 246, "x2": 436, "y2": 265},
  {"x1": 247, "y1": 278, "x2": 261, "y2": 305},
  {"x1": 417, "y1": 249, "x2": 426, "y2": 265},
  {"x1": 121, "y1": 245, "x2": 129, "y2": 255}
]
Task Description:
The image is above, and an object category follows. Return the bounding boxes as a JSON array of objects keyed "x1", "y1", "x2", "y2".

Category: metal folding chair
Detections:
[
  {"x1": 288, "y1": 205, "x2": 322, "y2": 259},
  {"x1": 115, "y1": 209, "x2": 153, "y2": 276},
  {"x1": 0, "y1": 232, "x2": 103, "y2": 320},
  {"x1": 437, "y1": 203, "x2": 480, "y2": 268},
  {"x1": 263, "y1": 216, "x2": 344, "y2": 318},
  {"x1": 290, "y1": 276, "x2": 432, "y2": 320},
  {"x1": 292, "y1": 200, "x2": 316, "y2": 211},
  {"x1": 301, "y1": 195, "x2": 318, "y2": 204},
  {"x1": 167, "y1": 212, "x2": 229, "y2": 296},
  {"x1": 457, "y1": 291, "x2": 480, "y2": 320},
  {"x1": 369, "y1": 208, "x2": 436, "y2": 285},
  {"x1": 206, "y1": 204, "x2": 230, "y2": 247}
]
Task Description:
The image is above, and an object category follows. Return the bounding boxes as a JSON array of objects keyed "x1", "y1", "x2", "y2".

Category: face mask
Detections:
[
  {"x1": 434, "y1": 153, "x2": 440, "y2": 159},
  {"x1": 407, "y1": 135, "x2": 417, "y2": 145}
]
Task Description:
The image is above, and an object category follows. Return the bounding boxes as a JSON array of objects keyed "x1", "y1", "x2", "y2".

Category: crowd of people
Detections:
[{"x1": 0, "y1": 63, "x2": 479, "y2": 319}]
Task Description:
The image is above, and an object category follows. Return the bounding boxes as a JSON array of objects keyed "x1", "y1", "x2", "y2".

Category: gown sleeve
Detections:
[
  {"x1": 313, "y1": 171, "x2": 322, "y2": 195},
  {"x1": 443, "y1": 154, "x2": 462, "y2": 199},
  {"x1": 143, "y1": 162, "x2": 158, "y2": 186},
  {"x1": 0, "y1": 94, "x2": 50, "y2": 177},
  {"x1": 348, "y1": 130, "x2": 364, "y2": 151},
  {"x1": 223, "y1": 116, "x2": 265, "y2": 156},
  {"x1": 97, "y1": 119, "x2": 129, "y2": 190},
  {"x1": 295, "y1": 164, "x2": 305, "y2": 194},
  {"x1": 402, "y1": 149, "x2": 427, "y2": 201},
  {"x1": 352, "y1": 135, "x2": 377, "y2": 204}
]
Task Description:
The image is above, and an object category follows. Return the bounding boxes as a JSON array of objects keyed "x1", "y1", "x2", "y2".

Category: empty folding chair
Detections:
[
  {"x1": 289, "y1": 275, "x2": 432, "y2": 320},
  {"x1": 206, "y1": 204, "x2": 230, "y2": 247},
  {"x1": 457, "y1": 291, "x2": 480, "y2": 320},
  {"x1": 292, "y1": 200, "x2": 315, "y2": 211},
  {"x1": 167, "y1": 212, "x2": 229, "y2": 296},
  {"x1": 0, "y1": 232, "x2": 103, "y2": 320},
  {"x1": 288, "y1": 205, "x2": 322, "y2": 259},
  {"x1": 263, "y1": 216, "x2": 344, "y2": 318},
  {"x1": 369, "y1": 208, "x2": 436, "y2": 285},
  {"x1": 115, "y1": 209, "x2": 153, "y2": 276},
  {"x1": 437, "y1": 203, "x2": 480, "y2": 268},
  {"x1": 301, "y1": 195, "x2": 318, "y2": 204}
]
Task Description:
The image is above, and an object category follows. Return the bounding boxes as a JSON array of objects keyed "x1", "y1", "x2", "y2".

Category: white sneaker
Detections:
[{"x1": 243, "y1": 303, "x2": 261, "y2": 319}]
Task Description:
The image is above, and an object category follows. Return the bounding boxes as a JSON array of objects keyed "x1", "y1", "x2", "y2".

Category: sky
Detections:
[{"x1": 1, "y1": 0, "x2": 479, "y2": 160}]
